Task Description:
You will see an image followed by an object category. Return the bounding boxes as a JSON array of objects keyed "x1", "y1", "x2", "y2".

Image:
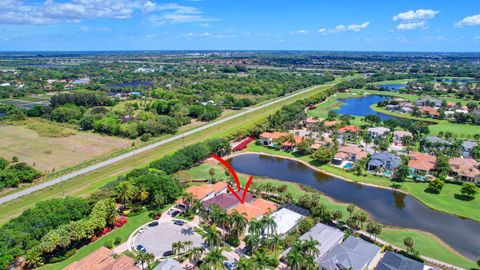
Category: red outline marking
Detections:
[{"x1": 211, "y1": 154, "x2": 254, "y2": 204}]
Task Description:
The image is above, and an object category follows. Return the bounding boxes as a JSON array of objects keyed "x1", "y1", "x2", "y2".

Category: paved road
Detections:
[{"x1": 0, "y1": 82, "x2": 335, "y2": 205}]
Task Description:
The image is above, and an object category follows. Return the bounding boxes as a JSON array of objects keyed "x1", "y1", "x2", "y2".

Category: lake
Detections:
[
  {"x1": 334, "y1": 95, "x2": 397, "y2": 121},
  {"x1": 107, "y1": 81, "x2": 153, "y2": 88},
  {"x1": 228, "y1": 153, "x2": 480, "y2": 260}
]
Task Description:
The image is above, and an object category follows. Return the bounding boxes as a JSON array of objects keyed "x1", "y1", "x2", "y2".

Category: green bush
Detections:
[
  {"x1": 103, "y1": 239, "x2": 114, "y2": 249},
  {"x1": 114, "y1": 237, "x2": 122, "y2": 246}
]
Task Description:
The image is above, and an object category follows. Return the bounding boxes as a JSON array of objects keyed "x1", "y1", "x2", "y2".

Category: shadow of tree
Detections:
[{"x1": 454, "y1": 194, "x2": 475, "y2": 201}]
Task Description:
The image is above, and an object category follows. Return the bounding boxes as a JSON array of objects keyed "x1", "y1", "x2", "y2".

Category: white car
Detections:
[{"x1": 138, "y1": 227, "x2": 147, "y2": 234}]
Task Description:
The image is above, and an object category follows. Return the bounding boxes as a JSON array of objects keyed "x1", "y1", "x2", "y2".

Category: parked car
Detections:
[
  {"x1": 224, "y1": 262, "x2": 237, "y2": 270},
  {"x1": 163, "y1": 250, "x2": 174, "y2": 257},
  {"x1": 171, "y1": 210, "x2": 180, "y2": 217},
  {"x1": 175, "y1": 204, "x2": 186, "y2": 210},
  {"x1": 138, "y1": 226, "x2": 147, "y2": 234},
  {"x1": 173, "y1": 220, "x2": 185, "y2": 226},
  {"x1": 136, "y1": 244, "x2": 146, "y2": 253},
  {"x1": 148, "y1": 221, "x2": 159, "y2": 227}
]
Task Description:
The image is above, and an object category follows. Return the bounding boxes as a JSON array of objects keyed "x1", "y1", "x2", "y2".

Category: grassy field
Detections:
[
  {"x1": 0, "y1": 81, "x2": 339, "y2": 225},
  {"x1": 362, "y1": 89, "x2": 469, "y2": 105},
  {"x1": 380, "y1": 228, "x2": 477, "y2": 269},
  {"x1": 38, "y1": 211, "x2": 153, "y2": 270},
  {"x1": 0, "y1": 120, "x2": 131, "y2": 172},
  {"x1": 244, "y1": 144, "x2": 480, "y2": 222},
  {"x1": 185, "y1": 156, "x2": 475, "y2": 269}
]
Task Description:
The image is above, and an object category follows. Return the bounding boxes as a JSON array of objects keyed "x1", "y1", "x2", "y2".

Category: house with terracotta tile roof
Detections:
[
  {"x1": 448, "y1": 157, "x2": 480, "y2": 183},
  {"x1": 419, "y1": 107, "x2": 439, "y2": 118},
  {"x1": 258, "y1": 132, "x2": 289, "y2": 147},
  {"x1": 281, "y1": 135, "x2": 304, "y2": 151},
  {"x1": 337, "y1": 125, "x2": 360, "y2": 141},
  {"x1": 332, "y1": 144, "x2": 368, "y2": 165},
  {"x1": 304, "y1": 117, "x2": 324, "y2": 129},
  {"x1": 408, "y1": 152, "x2": 437, "y2": 178},
  {"x1": 183, "y1": 182, "x2": 228, "y2": 202},
  {"x1": 228, "y1": 198, "x2": 278, "y2": 220},
  {"x1": 324, "y1": 120, "x2": 340, "y2": 127},
  {"x1": 64, "y1": 247, "x2": 139, "y2": 270}
]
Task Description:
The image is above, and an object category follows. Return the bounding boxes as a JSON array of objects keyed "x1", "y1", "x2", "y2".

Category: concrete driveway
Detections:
[{"x1": 133, "y1": 220, "x2": 204, "y2": 258}]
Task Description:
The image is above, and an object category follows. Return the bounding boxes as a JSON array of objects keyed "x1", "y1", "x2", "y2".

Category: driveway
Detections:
[{"x1": 133, "y1": 220, "x2": 204, "y2": 258}]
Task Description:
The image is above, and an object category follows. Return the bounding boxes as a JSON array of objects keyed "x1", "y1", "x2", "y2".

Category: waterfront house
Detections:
[
  {"x1": 182, "y1": 182, "x2": 228, "y2": 202},
  {"x1": 367, "y1": 152, "x2": 402, "y2": 173},
  {"x1": 448, "y1": 157, "x2": 480, "y2": 183},
  {"x1": 258, "y1": 132, "x2": 289, "y2": 147},
  {"x1": 416, "y1": 97, "x2": 442, "y2": 108},
  {"x1": 332, "y1": 144, "x2": 368, "y2": 165},
  {"x1": 281, "y1": 135, "x2": 304, "y2": 151},
  {"x1": 375, "y1": 251, "x2": 424, "y2": 270},
  {"x1": 266, "y1": 204, "x2": 310, "y2": 235},
  {"x1": 367, "y1": 127, "x2": 390, "y2": 140},
  {"x1": 319, "y1": 236, "x2": 381, "y2": 270},
  {"x1": 419, "y1": 107, "x2": 439, "y2": 118},
  {"x1": 408, "y1": 152, "x2": 437, "y2": 178},
  {"x1": 228, "y1": 198, "x2": 278, "y2": 221},
  {"x1": 202, "y1": 189, "x2": 255, "y2": 210}
]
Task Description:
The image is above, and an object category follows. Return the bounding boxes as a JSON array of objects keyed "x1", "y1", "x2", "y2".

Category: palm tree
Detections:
[
  {"x1": 116, "y1": 181, "x2": 135, "y2": 205},
  {"x1": 204, "y1": 225, "x2": 222, "y2": 247},
  {"x1": 203, "y1": 247, "x2": 226, "y2": 269},
  {"x1": 269, "y1": 233, "x2": 282, "y2": 258},
  {"x1": 208, "y1": 168, "x2": 216, "y2": 183},
  {"x1": 248, "y1": 219, "x2": 262, "y2": 235},
  {"x1": 237, "y1": 257, "x2": 253, "y2": 270},
  {"x1": 186, "y1": 247, "x2": 203, "y2": 266},
  {"x1": 261, "y1": 215, "x2": 277, "y2": 236},
  {"x1": 230, "y1": 210, "x2": 248, "y2": 238},
  {"x1": 136, "y1": 186, "x2": 149, "y2": 203},
  {"x1": 153, "y1": 193, "x2": 165, "y2": 208},
  {"x1": 286, "y1": 248, "x2": 303, "y2": 270},
  {"x1": 133, "y1": 250, "x2": 155, "y2": 270},
  {"x1": 182, "y1": 192, "x2": 195, "y2": 209},
  {"x1": 302, "y1": 236, "x2": 320, "y2": 258},
  {"x1": 172, "y1": 241, "x2": 185, "y2": 255},
  {"x1": 244, "y1": 234, "x2": 260, "y2": 254},
  {"x1": 251, "y1": 249, "x2": 277, "y2": 270}
]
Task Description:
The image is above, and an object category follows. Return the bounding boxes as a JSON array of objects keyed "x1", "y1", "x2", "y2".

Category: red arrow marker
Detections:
[{"x1": 210, "y1": 154, "x2": 253, "y2": 204}]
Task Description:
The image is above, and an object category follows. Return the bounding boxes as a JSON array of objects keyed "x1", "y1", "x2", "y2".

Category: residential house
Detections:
[
  {"x1": 419, "y1": 107, "x2": 439, "y2": 118},
  {"x1": 367, "y1": 152, "x2": 402, "y2": 172},
  {"x1": 258, "y1": 132, "x2": 289, "y2": 147},
  {"x1": 367, "y1": 127, "x2": 390, "y2": 140},
  {"x1": 319, "y1": 236, "x2": 381, "y2": 270},
  {"x1": 284, "y1": 223, "x2": 344, "y2": 263},
  {"x1": 337, "y1": 125, "x2": 360, "y2": 141},
  {"x1": 228, "y1": 198, "x2": 278, "y2": 221},
  {"x1": 422, "y1": 136, "x2": 450, "y2": 152},
  {"x1": 324, "y1": 120, "x2": 340, "y2": 128},
  {"x1": 266, "y1": 204, "x2": 309, "y2": 235},
  {"x1": 448, "y1": 158, "x2": 480, "y2": 183},
  {"x1": 375, "y1": 251, "x2": 424, "y2": 270},
  {"x1": 202, "y1": 189, "x2": 255, "y2": 210},
  {"x1": 153, "y1": 258, "x2": 182, "y2": 270},
  {"x1": 393, "y1": 131, "x2": 412, "y2": 145},
  {"x1": 64, "y1": 247, "x2": 139, "y2": 270},
  {"x1": 281, "y1": 135, "x2": 304, "y2": 151},
  {"x1": 181, "y1": 182, "x2": 228, "y2": 202},
  {"x1": 332, "y1": 144, "x2": 368, "y2": 166},
  {"x1": 304, "y1": 117, "x2": 324, "y2": 130},
  {"x1": 462, "y1": 141, "x2": 478, "y2": 158},
  {"x1": 416, "y1": 97, "x2": 441, "y2": 108},
  {"x1": 408, "y1": 152, "x2": 437, "y2": 178},
  {"x1": 310, "y1": 136, "x2": 333, "y2": 151}
]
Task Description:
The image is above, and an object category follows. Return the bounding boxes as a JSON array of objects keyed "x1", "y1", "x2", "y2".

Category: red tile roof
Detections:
[
  {"x1": 419, "y1": 107, "x2": 439, "y2": 116},
  {"x1": 65, "y1": 247, "x2": 139, "y2": 270},
  {"x1": 449, "y1": 158, "x2": 480, "y2": 178},
  {"x1": 338, "y1": 125, "x2": 360, "y2": 133},
  {"x1": 408, "y1": 152, "x2": 437, "y2": 172},
  {"x1": 259, "y1": 132, "x2": 290, "y2": 140},
  {"x1": 185, "y1": 182, "x2": 228, "y2": 200},
  {"x1": 229, "y1": 198, "x2": 278, "y2": 220}
]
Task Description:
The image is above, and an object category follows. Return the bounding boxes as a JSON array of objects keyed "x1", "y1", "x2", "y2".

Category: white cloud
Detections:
[
  {"x1": 78, "y1": 26, "x2": 113, "y2": 33},
  {"x1": 329, "y1": 22, "x2": 370, "y2": 33},
  {"x1": 475, "y1": 36, "x2": 480, "y2": 42},
  {"x1": 393, "y1": 9, "x2": 438, "y2": 31},
  {"x1": 0, "y1": 0, "x2": 213, "y2": 26},
  {"x1": 289, "y1": 29, "x2": 310, "y2": 35},
  {"x1": 396, "y1": 21, "x2": 427, "y2": 31},
  {"x1": 317, "y1": 28, "x2": 327, "y2": 33},
  {"x1": 455, "y1": 14, "x2": 480, "y2": 27},
  {"x1": 393, "y1": 9, "x2": 439, "y2": 21},
  {"x1": 148, "y1": 3, "x2": 217, "y2": 25}
]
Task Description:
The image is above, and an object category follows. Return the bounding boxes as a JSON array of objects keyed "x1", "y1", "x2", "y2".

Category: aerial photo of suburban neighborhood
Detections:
[{"x1": 0, "y1": 1, "x2": 479, "y2": 270}]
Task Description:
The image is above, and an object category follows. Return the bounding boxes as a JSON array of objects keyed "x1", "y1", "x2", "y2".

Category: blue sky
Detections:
[{"x1": 0, "y1": 0, "x2": 479, "y2": 51}]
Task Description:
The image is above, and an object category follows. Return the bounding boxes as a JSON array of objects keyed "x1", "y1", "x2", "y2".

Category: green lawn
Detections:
[
  {"x1": 362, "y1": 89, "x2": 469, "y2": 105},
  {"x1": 39, "y1": 211, "x2": 153, "y2": 270},
  {"x1": 380, "y1": 228, "x2": 477, "y2": 269},
  {"x1": 372, "y1": 79, "x2": 415, "y2": 85}
]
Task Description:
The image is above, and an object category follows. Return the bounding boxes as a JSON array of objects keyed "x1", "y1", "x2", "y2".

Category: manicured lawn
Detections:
[
  {"x1": 362, "y1": 89, "x2": 469, "y2": 105},
  {"x1": 373, "y1": 79, "x2": 415, "y2": 85},
  {"x1": 39, "y1": 211, "x2": 153, "y2": 270},
  {"x1": 379, "y1": 228, "x2": 477, "y2": 269}
]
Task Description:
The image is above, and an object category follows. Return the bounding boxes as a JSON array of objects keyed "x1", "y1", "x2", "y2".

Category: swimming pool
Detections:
[{"x1": 343, "y1": 162, "x2": 354, "y2": 169}]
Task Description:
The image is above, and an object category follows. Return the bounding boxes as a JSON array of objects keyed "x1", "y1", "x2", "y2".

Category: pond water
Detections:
[
  {"x1": 107, "y1": 81, "x2": 153, "y2": 88},
  {"x1": 378, "y1": 83, "x2": 406, "y2": 91},
  {"x1": 228, "y1": 154, "x2": 480, "y2": 260},
  {"x1": 334, "y1": 95, "x2": 397, "y2": 121}
]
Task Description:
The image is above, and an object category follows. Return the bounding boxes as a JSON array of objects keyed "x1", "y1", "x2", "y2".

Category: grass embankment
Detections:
[
  {"x1": 185, "y1": 153, "x2": 475, "y2": 269},
  {"x1": 39, "y1": 211, "x2": 153, "y2": 270},
  {"x1": 0, "y1": 81, "x2": 339, "y2": 225}
]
